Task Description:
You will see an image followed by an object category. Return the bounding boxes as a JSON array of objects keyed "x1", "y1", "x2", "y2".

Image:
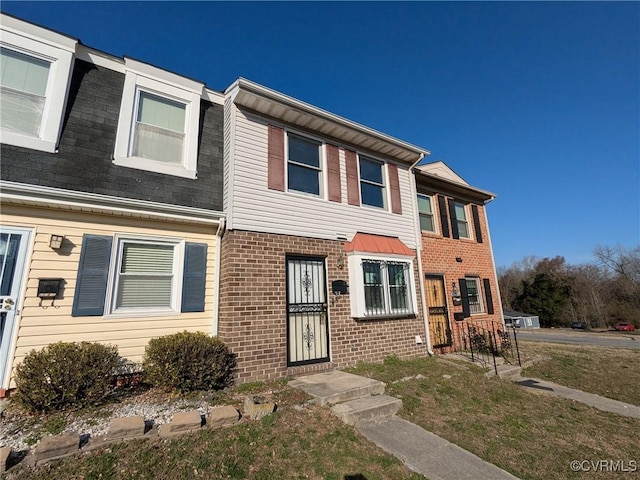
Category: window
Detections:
[
  {"x1": 113, "y1": 58, "x2": 204, "y2": 179},
  {"x1": 112, "y1": 239, "x2": 180, "y2": 313},
  {"x1": 1, "y1": 48, "x2": 50, "y2": 137},
  {"x1": 287, "y1": 133, "x2": 322, "y2": 196},
  {"x1": 465, "y1": 277, "x2": 484, "y2": 314},
  {"x1": 417, "y1": 194, "x2": 436, "y2": 233},
  {"x1": 0, "y1": 16, "x2": 76, "y2": 152},
  {"x1": 133, "y1": 92, "x2": 186, "y2": 165},
  {"x1": 72, "y1": 234, "x2": 208, "y2": 317},
  {"x1": 359, "y1": 156, "x2": 386, "y2": 208},
  {"x1": 361, "y1": 259, "x2": 412, "y2": 317},
  {"x1": 454, "y1": 202, "x2": 470, "y2": 239}
]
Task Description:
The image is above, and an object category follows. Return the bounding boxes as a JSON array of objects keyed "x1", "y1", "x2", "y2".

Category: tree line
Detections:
[{"x1": 498, "y1": 245, "x2": 640, "y2": 328}]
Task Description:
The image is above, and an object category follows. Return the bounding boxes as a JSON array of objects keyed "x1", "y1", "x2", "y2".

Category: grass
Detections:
[
  {"x1": 519, "y1": 341, "x2": 640, "y2": 405},
  {"x1": 5, "y1": 382, "x2": 424, "y2": 480},
  {"x1": 347, "y1": 354, "x2": 640, "y2": 480}
]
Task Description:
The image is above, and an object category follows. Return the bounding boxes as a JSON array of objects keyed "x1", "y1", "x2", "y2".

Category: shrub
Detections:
[
  {"x1": 14, "y1": 341, "x2": 120, "y2": 412},
  {"x1": 143, "y1": 331, "x2": 235, "y2": 392}
]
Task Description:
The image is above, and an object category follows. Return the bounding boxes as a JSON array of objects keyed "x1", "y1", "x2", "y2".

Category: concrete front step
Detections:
[
  {"x1": 289, "y1": 370, "x2": 385, "y2": 406},
  {"x1": 331, "y1": 394, "x2": 402, "y2": 426}
]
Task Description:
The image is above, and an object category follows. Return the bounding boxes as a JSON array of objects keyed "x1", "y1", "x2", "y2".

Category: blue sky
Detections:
[{"x1": 2, "y1": 1, "x2": 638, "y2": 268}]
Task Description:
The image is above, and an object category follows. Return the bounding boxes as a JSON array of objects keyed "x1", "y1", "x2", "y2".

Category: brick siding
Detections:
[
  {"x1": 420, "y1": 202, "x2": 503, "y2": 352},
  {"x1": 218, "y1": 229, "x2": 428, "y2": 383}
]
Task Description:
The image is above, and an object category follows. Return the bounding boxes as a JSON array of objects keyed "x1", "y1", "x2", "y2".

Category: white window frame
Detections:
[
  {"x1": 285, "y1": 130, "x2": 324, "y2": 198},
  {"x1": 0, "y1": 16, "x2": 76, "y2": 152},
  {"x1": 113, "y1": 58, "x2": 203, "y2": 179},
  {"x1": 348, "y1": 252, "x2": 417, "y2": 318},
  {"x1": 105, "y1": 234, "x2": 185, "y2": 318},
  {"x1": 417, "y1": 194, "x2": 437, "y2": 234},
  {"x1": 358, "y1": 154, "x2": 387, "y2": 210},
  {"x1": 465, "y1": 276, "x2": 485, "y2": 315},
  {"x1": 454, "y1": 201, "x2": 472, "y2": 239}
]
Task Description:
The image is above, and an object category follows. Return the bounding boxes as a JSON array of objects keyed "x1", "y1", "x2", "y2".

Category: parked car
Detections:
[
  {"x1": 615, "y1": 322, "x2": 636, "y2": 331},
  {"x1": 571, "y1": 322, "x2": 588, "y2": 330}
]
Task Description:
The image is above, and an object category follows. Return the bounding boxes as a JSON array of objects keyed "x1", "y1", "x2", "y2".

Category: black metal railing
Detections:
[{"x1": 452, "y1": 319, "x2": 521, "y2": 375}]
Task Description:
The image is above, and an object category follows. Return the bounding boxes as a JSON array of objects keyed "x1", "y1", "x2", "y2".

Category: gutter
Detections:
[
  {"x1": 409, "y1": 154, "x2": 435, "y2": 356},
  {"x1": 212, "y1": 217, "x2": 226, "y2": 336}
]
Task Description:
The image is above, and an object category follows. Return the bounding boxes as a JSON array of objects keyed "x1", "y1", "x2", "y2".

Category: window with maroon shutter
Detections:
[
  {"x1": 388, "y1": 163, "x2": 402, "y2": 214},
  {"x1": 345, "y1": 149, "x2": 360, "y2": 206},
  {"x1": 267, "y1": 125, "x2": 285, "y2": 191},
  {"x1": 326, "y1": 144, "x2": 341, "y2": 202}
]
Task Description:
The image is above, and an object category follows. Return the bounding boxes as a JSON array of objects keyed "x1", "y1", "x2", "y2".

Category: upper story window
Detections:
[
  {"x1": 0, "y1": 15, "x2": 77, "y2": 153},
  {"x1": 465, "y1": 276, "x2": 484, "y2": 314},
  {"x1": 1, "y1": 48, "x2": 50, "y2": 137},
  {"x1": 417, "y1": 194, "x2": 436, "y2": 233},
  {"x1": 133, "y1": 92, "x2": 186, "y2": 165},
  {"x1": 113, "y1": 58, "x2": 204, "y2": 179},
  {"x1": 287, "y1": 133, "x2": 322, "y2": 196},
  {"x1": 454, "y1": 201, "x2": 471, "y2": 239},
  {"x1": 359, "y1": 156, "x2": 386, "y2": 208}
]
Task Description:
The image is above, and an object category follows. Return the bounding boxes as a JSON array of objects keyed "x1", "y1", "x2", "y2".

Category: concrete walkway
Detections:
[
  {"x1": 358, "y1": 416, "x2": 519, "y2": 480},
  {"x1": 290, "y1": 371, "x2": 519, "y2": 480},
  {"x1": 513, "y1": 376, "x2": 640, "y2": 419}
]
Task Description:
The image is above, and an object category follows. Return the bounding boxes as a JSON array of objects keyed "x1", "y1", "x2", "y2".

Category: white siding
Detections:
[{"x1": 230, "y1": 109, "x2": 419, "y2": 248}]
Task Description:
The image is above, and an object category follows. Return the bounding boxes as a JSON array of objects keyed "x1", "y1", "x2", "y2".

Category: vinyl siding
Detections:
[
  {"x1": 2, "y1": 204, "x2": 218, "y2": 382},
  {"x1": 230, "y1": 109, "x2": 418, "y2": 248}
]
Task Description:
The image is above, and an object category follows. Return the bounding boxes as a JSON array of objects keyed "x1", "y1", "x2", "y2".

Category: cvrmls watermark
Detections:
[{"x1": 570, "y1": 460, "x2": 637, "y2": 473}]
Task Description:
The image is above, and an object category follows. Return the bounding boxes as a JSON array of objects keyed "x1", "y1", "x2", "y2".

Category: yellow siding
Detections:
[{"x1": 1, "y1": 204, "x2": 219, "y2": 384}]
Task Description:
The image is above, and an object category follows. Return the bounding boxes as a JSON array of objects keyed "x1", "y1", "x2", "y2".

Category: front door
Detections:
[
  {"x1": 425, "y1": 275, "x2": 452, "y2": 347},
  {"x1": 0, "y1": 227, "x2": 30, "y2": 388},
  {"x1": 286, "y1": 256, "x2": 330, "y2": 366}
]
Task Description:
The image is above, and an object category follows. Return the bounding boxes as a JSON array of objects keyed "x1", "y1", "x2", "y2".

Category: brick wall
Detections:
[
  {"x1": 218, "y1": 229, "x2": 428, "y2": 383},
  {"x1": 420, "y1": 202, "x2": 503, "y2": 352},
  {"x1": 0, "y1": 60, "x2": 224, "y2": 211}
]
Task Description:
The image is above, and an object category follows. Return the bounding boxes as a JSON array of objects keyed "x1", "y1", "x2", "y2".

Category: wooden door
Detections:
[{"x1": 425, "y1": 275, "x2": 452, "y2": 347}]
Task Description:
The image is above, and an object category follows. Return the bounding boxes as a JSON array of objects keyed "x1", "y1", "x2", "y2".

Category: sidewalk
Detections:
[
  {"x1": 512, "y1": 376, "x2": 640, "y2": 419},
  {"x1": 291, "y1": 370, "x2": 520, "y2": 480},
  {"x1": 357, "y1": 416, "x2": 520, "y2": 480}
]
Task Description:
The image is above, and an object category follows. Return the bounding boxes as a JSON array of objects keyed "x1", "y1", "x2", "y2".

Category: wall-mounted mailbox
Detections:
[
  {"x1": 454, "y1": 312, "x2": 466, "y2": 322},
  {"x1": 332, "y1": 280, "x2": 349, "y2": 295},
  {"x1": 37, "y1": 278, "x2": 63, "y2": 299}
]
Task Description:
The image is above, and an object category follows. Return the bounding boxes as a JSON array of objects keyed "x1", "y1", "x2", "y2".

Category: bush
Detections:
[
  {"x1": 143, "y1": 331, "x2": 235, "y2": 392},
  {"x1": 14, "y1": 341, "x2": 120, "y2": 412}
]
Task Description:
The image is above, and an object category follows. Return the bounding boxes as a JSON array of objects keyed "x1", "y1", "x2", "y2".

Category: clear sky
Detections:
[{"x1": 2, "y1": 1, "x2": 638, "y2": 268}]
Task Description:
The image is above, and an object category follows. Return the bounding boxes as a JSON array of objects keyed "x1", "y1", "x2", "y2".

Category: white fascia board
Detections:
[
  {"x1": 0, "y1": 181, "x2": 224, "y2": 225},
  {"x1": 124, "y1": 57, "x2": 204, "y2": 95},
  {"x1": 203, "y1": 88, "x2": 224, "y2": 106},
  {"x1": 1, "y1": 13, "x2": 77, "y2": 52},
  {"x1": 76, "y1": 44, "x2": 125, "y2": 73},
  {"x1": 228, "y1": 77, "x2": 431, "y2": 159}
]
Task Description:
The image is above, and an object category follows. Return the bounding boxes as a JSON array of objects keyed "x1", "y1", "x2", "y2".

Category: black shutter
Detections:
[
  {"x1": 448, "y1": 198, "x2": 460, "y2": 239},
  {"x1": 437, "y1": 195, "x2": 450, "y2": 237},
  {"x1": 459, "y1": 278, "x2": 470, "y2": 318},
  {"x1": 483, "y1": 278, "x2": 494, "y2": 315},
  {"x1": 72, "y1": 235, "x2": 112, "y2": 317},
  {"x1": 472, "y1": 205, "x2": 483, "y2": 243},
  {"x1": 181, "y1": 242, "x2": 207, "y2": 312}
]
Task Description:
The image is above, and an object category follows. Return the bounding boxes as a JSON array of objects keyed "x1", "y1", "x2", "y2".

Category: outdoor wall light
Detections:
[
  {"x1": 451, "y1": 282, "x2": 462, "y2": 305},
  {"x1": 336, "y1": 253, "x2": 345, "y2": 270},
  {"x1": 49, "y1": 234, "x2": 65, "y2": 249}
]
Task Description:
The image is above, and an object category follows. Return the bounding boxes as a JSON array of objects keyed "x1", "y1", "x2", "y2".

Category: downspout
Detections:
[
  {"x1": 212, "y1": 217, "x2": 226, "y2": 337},
  {"x1": 409, "y1": 154, "x2": 435, "y2": 355}
]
